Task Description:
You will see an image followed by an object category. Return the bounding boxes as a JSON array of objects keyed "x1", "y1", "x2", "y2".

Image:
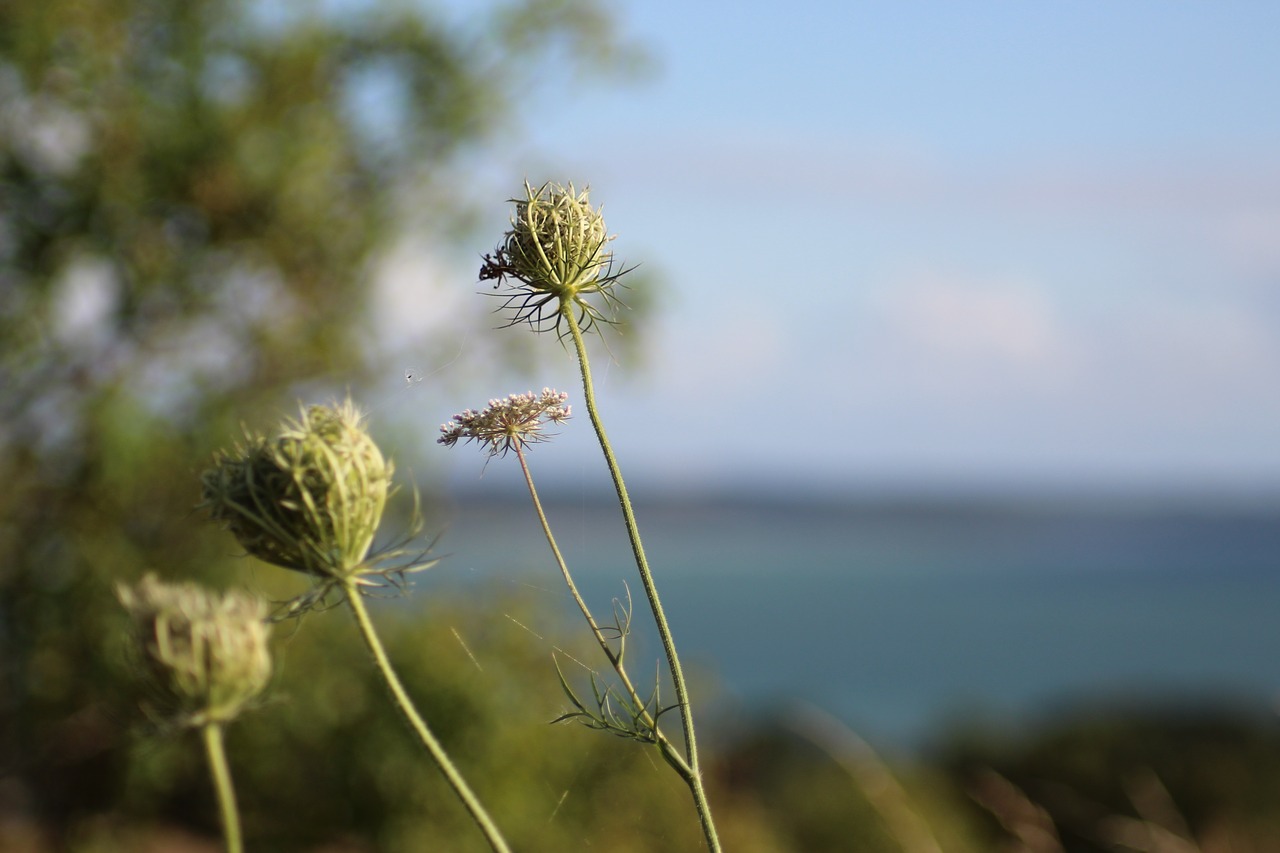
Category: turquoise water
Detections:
[{"x1": 415, "y1": 495, "x2": 1280, "y2": 751}]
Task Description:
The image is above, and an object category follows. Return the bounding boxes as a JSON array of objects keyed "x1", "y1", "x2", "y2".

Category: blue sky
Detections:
[{"x1": 379, "y1": 2, "x2": 1280, "y2": 496}]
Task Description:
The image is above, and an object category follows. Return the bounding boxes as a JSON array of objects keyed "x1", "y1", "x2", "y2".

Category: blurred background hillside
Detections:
[{"x1": 3, "y1": 1, "x2": 1278, "y2": 850}]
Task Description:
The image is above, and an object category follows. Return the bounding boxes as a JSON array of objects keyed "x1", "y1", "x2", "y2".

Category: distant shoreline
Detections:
[{"x1": 434, "y1": 480, "x2": 1280, "y2": 518}]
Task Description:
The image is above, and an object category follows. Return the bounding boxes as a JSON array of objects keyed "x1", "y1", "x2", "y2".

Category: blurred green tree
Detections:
[{"x1": 0, "y1": 0, "x2": 645, "y2": 846}]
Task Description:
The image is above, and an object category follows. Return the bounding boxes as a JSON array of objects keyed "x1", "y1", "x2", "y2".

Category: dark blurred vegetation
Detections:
[
  {"x1": 934, "y1": 705, "x2": 1280, "y2": 853},
  {"x1": 4, "y1": 1, "x2": 1280, "y2": 850}
]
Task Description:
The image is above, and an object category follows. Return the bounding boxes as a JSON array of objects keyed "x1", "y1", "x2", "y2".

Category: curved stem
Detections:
[
  {"x1": 562, "y1": 307, "x2": 722, "y2": 853},
  {"x1": 343, "y1": 582, "x2": 512, "y2": 853},
  {"x1": 514, "y1": 447, "x2": 692, "y2": 778},
  {"x1": 202, "y1": 722, "x2": 242, "y2": 853}
]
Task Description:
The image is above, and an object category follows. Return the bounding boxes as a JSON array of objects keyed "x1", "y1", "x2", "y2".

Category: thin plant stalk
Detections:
[
  {"x1": 341, "y1": 580, "x2": 512, "y2": 853},
  {"x1": 202, "y1": 722, "x2": 243, "y2": 853},
  {"x1": 562, "y1": 306, "x2": 722, "y2": 853},
  {"x1": 513, "y1": 446, "x2": 692, "y2": 779}
]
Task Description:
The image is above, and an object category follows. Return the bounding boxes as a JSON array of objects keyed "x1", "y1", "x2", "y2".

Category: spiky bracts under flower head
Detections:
[
  {"x1": 480, "y1": 181, "x2": 629, "y2": 335},
  {"x1": 118, "y1": 574, "x2": 272, "y2": 727},
  {"x1": 438, "y1": 389, "x2": 570, "y2": 458},
  {"x1": 201, "y1": 399, "x2": 392, "y2": 580}
]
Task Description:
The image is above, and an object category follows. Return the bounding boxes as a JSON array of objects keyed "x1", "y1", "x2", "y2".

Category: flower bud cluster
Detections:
[
  {"x1": 118, "y1": 574, "x2": 271, "y2": 727},
  {"x1": 200, "y1": 399, "x2": 391, "y2": 578},
  {"x1": 480, "y1": 182, "x2": 627, "y2": 334},
  {"x1": 438, "y1": 389, "x2": 570, "y2": 458},
  {"x1": 490, "y1": 182, "x2": 610, "y2": 293}
]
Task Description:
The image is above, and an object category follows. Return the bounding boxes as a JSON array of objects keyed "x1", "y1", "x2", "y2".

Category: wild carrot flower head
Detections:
[
  {"x1": 200, "y1": 399, "x2": 392, "y2": 579},
  {"x1": 438, "y1": 389, "x2": 571, "y2": 458},
  {"x1": 480, "y1": 181, "x2": 629, "y2": 335},
  {"x1": 118, "y1": 574, "x2": 272, "y2": 727}
]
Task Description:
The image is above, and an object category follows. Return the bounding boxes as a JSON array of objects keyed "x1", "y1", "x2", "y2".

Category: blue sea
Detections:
[{"x1": 410, "y1": 491, "x2": 1280, "y2": 753}]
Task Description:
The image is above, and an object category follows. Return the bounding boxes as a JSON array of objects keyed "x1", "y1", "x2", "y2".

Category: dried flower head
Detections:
[
  {"x1": 201, "y1": 399, "x2": 391, "y2": 579},
  {"x1": 438, "y1": 389, "x2": 571, "y2": 458},
  {"x1": 118, "y1": 574, "x2": 272, "y2": 727},
  {"x1": 480, "y1": 181, "x2": 630, "y2": 335}
]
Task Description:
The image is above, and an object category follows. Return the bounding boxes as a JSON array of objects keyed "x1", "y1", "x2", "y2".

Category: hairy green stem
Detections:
[
  {"x1": 514, "y1": 447, "x2": 692, "y2": 778},
  {"x1": 202, "y1": 723, "x2": 242, "y2": 853},
  {"x1": 343, "y1": 582, "x2": 512, "y2": 853},
  {"x1": 562, "y1": 307, "x2": 722, "y2": 853}
]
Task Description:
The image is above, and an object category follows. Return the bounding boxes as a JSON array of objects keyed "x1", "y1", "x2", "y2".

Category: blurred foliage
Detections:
[
  {"x1": 110, "y1": 588, "x2": 718, "y2": 852},
  {"x1": 938, "y1": 705, "x2": 1280, "y2": 852},
  {"x1": 0, "y1": 0, "x2": 652, "y2": 846}
]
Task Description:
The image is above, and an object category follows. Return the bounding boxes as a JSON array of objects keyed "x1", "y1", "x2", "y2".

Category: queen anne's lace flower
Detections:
[
  {"x1": 438, "y1": 389, "x2": 570, "y2": 458},
  {"x1": 480, "y1": 182, "x2": 629, "y2": 335},
  {"x1": 200, "y1": 399, "x2": 391, "y2": 579},
  {"x1": 118, "y1": 575, "x2": 272, "y2": 727}
]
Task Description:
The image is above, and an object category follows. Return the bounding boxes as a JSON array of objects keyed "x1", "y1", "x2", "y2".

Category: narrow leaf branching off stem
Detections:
[
  {"x1": 514, "y1": 446, "x2": 692, "y2": 777},
  {"x1": 475, "y1": 181, "x2": 721, "y2": 851},
  {"x1": 562, "y1": 306, "x2": 721, "y2": 852}
]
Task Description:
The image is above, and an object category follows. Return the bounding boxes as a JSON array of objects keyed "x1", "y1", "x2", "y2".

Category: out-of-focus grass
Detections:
[{"x1": 9, "y1": 576, "x2": 1280, "y2": 851}]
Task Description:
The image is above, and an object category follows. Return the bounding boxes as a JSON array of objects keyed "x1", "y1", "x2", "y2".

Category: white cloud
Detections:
[
  {"x1": 1212, "y1": 208, "x2": 1280, "y2": 278},
  {"x1": 875, "y1": 272, "x2": 1063, "y2": 365},
  {"x1": 576, "y1": 123, "x2": 1280, "y2": 237}
]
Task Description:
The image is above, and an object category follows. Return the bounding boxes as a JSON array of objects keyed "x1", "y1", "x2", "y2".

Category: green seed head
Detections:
[
  {"x1": 506, "y1": 181, "x2": 610, "y2": 293},
  {"x1": 118, "y1": 575, "x2": 272, "y2": 727},
  {"x1": 481, "y1": 181, "x2": 628, "y2": 334},
  {"x1": 201, "y1": 399, "x2": 392, "y2": 579}
]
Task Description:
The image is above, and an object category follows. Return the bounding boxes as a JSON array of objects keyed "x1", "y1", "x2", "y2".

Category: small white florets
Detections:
[{"x1": 438, "y1": 389, "x2": 571, "y2": 457}]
